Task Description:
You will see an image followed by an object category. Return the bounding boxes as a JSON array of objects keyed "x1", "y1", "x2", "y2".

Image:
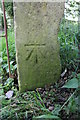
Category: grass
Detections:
[
  {"x1": 58, "y1": 18, "x2": 79, "y2": 70},
  {"x1": 0, "y1": 29, "x2": 16, "y2": 85}
]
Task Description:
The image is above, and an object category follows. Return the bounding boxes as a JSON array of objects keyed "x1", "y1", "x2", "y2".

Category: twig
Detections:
[{"x1": 59, "y1": 90, "x2": 76, "y2": 111}]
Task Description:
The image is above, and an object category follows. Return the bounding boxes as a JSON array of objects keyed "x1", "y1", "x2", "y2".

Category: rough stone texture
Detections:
[{"x1": 14, "y1": 2, "x2": 64, "y2": 92}]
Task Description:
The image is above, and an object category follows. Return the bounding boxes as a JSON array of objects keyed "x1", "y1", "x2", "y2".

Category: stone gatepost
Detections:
[{"x1": 14, "y1": 2, "x2": 64, "y2": 92}]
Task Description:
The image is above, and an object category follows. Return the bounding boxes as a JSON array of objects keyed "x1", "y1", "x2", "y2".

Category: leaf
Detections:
[
  {"x1": 3, "y1": 56, "x2": 7, "y2": 60},
  {"x1": 52, "y1": 104, "x2": 61, "y2": 115},
  {"x1": 77, "y1": 74, "x2": 80, "y2": 87},
  {"x1": 4, "y1": 78, "x2": 14, "y2": 85},
  {"x1": 62, "y1": 78, "x2": 78, "y2": 88},
  {"x1": 34, "y1": 114, "x2": 61, "y2": 119},
  {"x1": 0, "y1": 58, "x2": 3, "y2": 63},
  {"x1": 10, "y1": 61, "x2": 14, "y2": 65},
  {"x1": 41, "y1": 108, "x2": 50, "y2": 112},
  {"x1": 3, "y1": 64, "x2": 8, "y2": 69},
  {"x1": 0, "y1": 89, "x2": 4, "y2": 96},
  {"x1": 13, "y1": 64, "x2": 17, "y2": 70},
  {"x1": 0, "y1": 95, "x2": 5, "y2": 101},
  {"x1": 0, "y1": 76, "x2": 2, "y2": 80}
]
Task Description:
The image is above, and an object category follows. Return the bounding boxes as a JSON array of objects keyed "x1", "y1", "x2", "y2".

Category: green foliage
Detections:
[
  {"x1": 0, "y1": 29, "x2": 16, "y2": 88},
  {"x1": 0, "y1": 1, "x2": 13, "y2": 29},
  {"x1": 58, "y1": 18, "x2": 78, "y2": 70},
  {"x1": 3, "y1": 78, "x2": 14, "y2": 92},
  {"x1": 0, "y1": 90, "x2": 61, "y2": 120},
  {"x1": 65, "y1": 0, "x2": 79, "y2": 21},
  {"x1": 4, "y1": 2, "x2": 13, "y2": 18},
  {"x1": 61, "y1": 73, "x2": 80, "y2": 115},
  {"x1": 0, "y1": 87, "x2": 78, "y2": 120},
  {"x1": 0, "y1": 9, "x2": 4, "y2": 29},
  {"x1": 66, "y1": 97, "x2": 78, "y2": 114},
  {"x1": 63, "y1": 73, "x2": 80, "y2": 89}
]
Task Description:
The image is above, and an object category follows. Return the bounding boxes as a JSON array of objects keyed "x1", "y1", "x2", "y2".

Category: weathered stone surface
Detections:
[{"x1": 14, "y1": 2, "x2": 64, "y2": 92}]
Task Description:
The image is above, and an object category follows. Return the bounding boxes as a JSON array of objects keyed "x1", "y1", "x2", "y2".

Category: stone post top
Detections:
[{"x1": 7, "y1": 0, "x2": 65, "y2": 3}]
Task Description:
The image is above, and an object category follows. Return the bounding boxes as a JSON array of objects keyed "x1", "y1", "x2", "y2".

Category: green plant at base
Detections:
[{"x1": 61, "y1": 73, "x2": 80, "y2": 115}]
